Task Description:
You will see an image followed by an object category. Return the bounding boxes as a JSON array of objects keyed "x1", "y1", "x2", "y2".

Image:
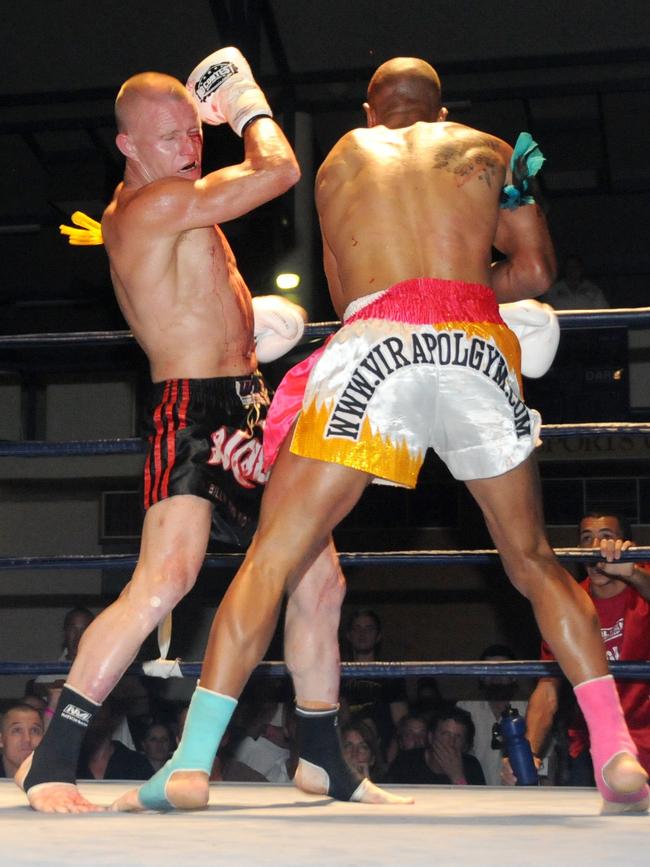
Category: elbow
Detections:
[
  {"x1": 538, "y1": 252, "x2": 558, "y2": 293},
  {"x1": 524, "y1": 252, "x2": 557, "y2": 298},
  {"x1": 273, "y1": 154, "x2": 301, "y2": 195},
  {"x1": 282, "y1": 155, "x2": 301, "y2": 190}
]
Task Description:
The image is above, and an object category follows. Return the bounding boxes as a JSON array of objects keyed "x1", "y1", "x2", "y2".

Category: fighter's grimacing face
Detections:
[{"x1": 126, "y1": 95, "x2": 203, "y2": 182}]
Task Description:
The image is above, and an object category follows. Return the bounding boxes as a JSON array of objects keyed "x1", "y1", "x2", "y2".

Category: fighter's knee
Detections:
[
  {"x1": 322, "y1": 568, "x2": 347, "y2": 608},
  {"x1": 502, "y1": 538, "x2": 558, "y2": 587},
  {"x1": 295, "y1": 573, "x2": 345, "y2": 621},
  {"x1": 129, "y1": 556, "x2": 200, "y2": 612}
]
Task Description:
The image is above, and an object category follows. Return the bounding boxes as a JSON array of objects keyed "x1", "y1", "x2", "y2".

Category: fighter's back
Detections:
[{"x1": 316, "y1": 121, "x2": 511, "y2": 314}]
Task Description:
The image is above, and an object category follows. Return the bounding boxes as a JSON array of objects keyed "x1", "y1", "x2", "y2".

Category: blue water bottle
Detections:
[{"x1": 499, "y1": 706, "x2": 539, "y2": 786}]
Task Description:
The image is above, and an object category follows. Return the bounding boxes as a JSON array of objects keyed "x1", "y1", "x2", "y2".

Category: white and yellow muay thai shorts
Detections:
[{"x1": 266, "y1": 278, "x2": 541, "y2": 487}]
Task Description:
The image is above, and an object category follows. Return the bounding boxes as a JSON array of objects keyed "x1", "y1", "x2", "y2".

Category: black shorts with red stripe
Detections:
[{"x1": 143, "y1": 373, "x2": 270, "y2": 548}]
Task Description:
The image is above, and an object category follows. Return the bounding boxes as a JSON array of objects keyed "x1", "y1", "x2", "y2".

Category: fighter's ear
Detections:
[
  {"x1": 363, "y1": 101, "x2": 375, "y2": 127},
  {"x1": 115, "y1": 132, "x2": 136, "y2": 159},
  {"x1": 437, "y1": 106, "x2": 448, "y2": 122}
]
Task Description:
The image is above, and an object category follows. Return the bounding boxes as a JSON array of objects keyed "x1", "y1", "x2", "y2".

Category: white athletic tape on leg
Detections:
[
  {"x1": 157, "y1": 611, "x2": 172, "y2": 659},
  {"x1": 142, "y1": 658, "x2": 183, "y2": 679}
]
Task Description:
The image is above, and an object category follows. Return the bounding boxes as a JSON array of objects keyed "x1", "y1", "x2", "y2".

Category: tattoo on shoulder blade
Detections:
[{"x1": 433, "y1": 135, "x2": 500, "y2": 188}]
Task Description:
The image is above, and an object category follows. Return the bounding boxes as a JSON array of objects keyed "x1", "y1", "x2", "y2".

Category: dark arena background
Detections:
[{"x1": 1, "y1": 2, "x2": 649, "y2": 864}]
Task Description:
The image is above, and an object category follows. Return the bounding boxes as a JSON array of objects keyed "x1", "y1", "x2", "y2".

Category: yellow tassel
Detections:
[{"x1": 59, "y1": 211, "x2": 103, "y2": 245}]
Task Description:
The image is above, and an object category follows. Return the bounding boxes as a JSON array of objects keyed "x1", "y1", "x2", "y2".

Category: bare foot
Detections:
[
  {"x1": 294, "y1": 760, "x2": 413, "y2": 805},
  {"x1": 602, "y1": 752, "x2": 648, "y2": 794},
  {"x1": 27, "y1": 783, "x2": 105, "y2": 814},
  {"x1": 110, "y1": 786, "x2": 145, "y2": 813},
  {"x1": 599, "y1": 752, "x2": 649, "y2": 814},
  {"x1": 15, "y1": 754, "x2": 104, "y2": 814},
  {"x1": 600, "y1": 793, "x2": 649, "y2": 815},
  {"x1": 111, "y1": 771, "x2": 209, "y2": 812},
  {"x1": 351, "y1": 779, "x2": 415, "y2": 805}
]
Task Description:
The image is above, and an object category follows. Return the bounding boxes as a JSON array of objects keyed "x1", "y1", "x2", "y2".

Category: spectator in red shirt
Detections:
[{"x1": 503, "y1": 513, "x2": 650, "y2": 785}]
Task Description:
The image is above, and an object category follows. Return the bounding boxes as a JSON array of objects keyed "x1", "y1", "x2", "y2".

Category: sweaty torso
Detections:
[
  {"x1": 316, "y1": 121, "x2": 509, "y2": 316},
  {"x1": 102, "y1": 183, "x2": 255, "y2": 383}
]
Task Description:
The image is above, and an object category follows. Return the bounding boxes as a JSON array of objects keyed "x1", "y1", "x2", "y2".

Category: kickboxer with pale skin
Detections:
[
  {"x1": 16, "y1": 47, "x2": 410, "y2": 813},
  {"x1": 119, "y1": 56, "x2": 648, "y2": 816}
]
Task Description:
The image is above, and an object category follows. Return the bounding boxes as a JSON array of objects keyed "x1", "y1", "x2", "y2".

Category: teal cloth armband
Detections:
[{"x1": 500, "y1": 132, "x2": 546, "y2": 210}]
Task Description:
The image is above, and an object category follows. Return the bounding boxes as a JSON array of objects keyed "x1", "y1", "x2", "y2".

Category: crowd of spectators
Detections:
[{"x1": 2, "y1": 509, "x2": 648, "y2": 789}]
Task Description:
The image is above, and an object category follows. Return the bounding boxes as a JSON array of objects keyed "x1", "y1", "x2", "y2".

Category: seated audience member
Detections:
[
  {"x1": 21, "y1": 694, "x2": 47, "y2": 714},
  {"x1": 542, "y1": 254, "x2": 609, "y2": 310},
  {"x1": 233, "y1": 701, "x2": 297, "y2": 783},
  {"x1": 340, "y1": 608, "x2": 408, "y2": 751},
  {"x1": 386, "y1": 714, "x2": 429, "y2": 765},
  {"x1": 141, "y1": 721, "x2": 175, "y2": 773},
  {"x1": 0, "y1": 704, "x2": 44, "y2": 778},
  {"x1": 386, "y1": 705, "x2": 485, "y2": 785},
  {"x1": 341, "y1": 720, "x2": 387, "y2": 783},
  {"x1": 457, "y1": 644, "x2": 529, "y2": 786},
  {"x1": 503, "y1": 512, "x2": 650, "y2": 785},
  {"x1": 76, "y1": 697, "x2": 153, "y2": 781}
]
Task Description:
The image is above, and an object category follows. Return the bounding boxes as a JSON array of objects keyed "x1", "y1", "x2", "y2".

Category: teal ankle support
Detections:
[{"x1": 138, "y1": 687, "x2": 237, "y2": 810}]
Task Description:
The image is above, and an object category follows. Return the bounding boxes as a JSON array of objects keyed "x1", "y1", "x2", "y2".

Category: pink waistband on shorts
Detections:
[
  {"x1": 263, "y1": 278, "x2": 503, "y2": 470},
  {"x1": 343, "y1": 278, "x2": 501, "y2": 326}
]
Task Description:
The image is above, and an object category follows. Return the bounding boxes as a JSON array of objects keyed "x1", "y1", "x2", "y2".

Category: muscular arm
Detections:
[
  {"x1": 491, "y1": 202, "x2": 556, "y2": 302},
  {"x1": 128, "y1": 118, "x2": 299, "y2": 237},
  {"x1": 525, "y1": 677, "x2": 560, "y2": 756}
]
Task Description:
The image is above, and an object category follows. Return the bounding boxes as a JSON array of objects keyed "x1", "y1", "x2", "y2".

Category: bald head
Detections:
[
  {"x1": 365, "y1": 58, "x2": 444, "y2": 128},
  {"x1": 115, "y1": 72, "x2": 194, "y2": 133}
]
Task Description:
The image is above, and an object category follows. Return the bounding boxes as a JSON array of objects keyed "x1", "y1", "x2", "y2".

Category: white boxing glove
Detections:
[
  {"x1": 499, "y1": 299, "x2": 560, "y2": 378},
  {"x1": 252, "y1": 295, "x2": 306, "y2": 363},
  {"x1": 186, "y1": 46, "x2": 272, "y2": 136}
]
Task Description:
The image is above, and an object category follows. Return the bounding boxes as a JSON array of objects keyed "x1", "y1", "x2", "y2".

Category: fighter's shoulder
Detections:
[
  {"x1": 439, "y1": 122, "x2": 511, "y2": 157},
  {"x1": 104, "y1": 178, "x2": 191, "y2": 234},
  {"x1": 316, "y1": 129, "x2": 366, "y2": 187},
  {"x1": 321, "y1": 128, "x2": 369, "y2": 162}
]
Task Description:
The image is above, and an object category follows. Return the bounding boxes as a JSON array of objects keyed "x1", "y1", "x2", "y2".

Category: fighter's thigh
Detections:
[
  {"x1": 259, "y1": 429, "x2": 372, "y2": 546},
  {"x1": 464, "y1": 456, "x2": 549, "y2": 556},
  {"x1": 137, "y1": 494, "x2": 213, "y2": 574}
]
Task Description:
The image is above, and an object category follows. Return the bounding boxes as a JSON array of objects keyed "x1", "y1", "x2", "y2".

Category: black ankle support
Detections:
[
  {"x1": 296, "y1": 707, "x2": 364, "y2": 801},
  {"x1": 23, "y1": 686, "x2": 99, "y2": 791}
]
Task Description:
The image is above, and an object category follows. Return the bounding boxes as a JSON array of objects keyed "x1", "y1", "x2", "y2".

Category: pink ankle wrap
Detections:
[{"x1": 574, "y1": 675, "x2": 648, "y2": 804}]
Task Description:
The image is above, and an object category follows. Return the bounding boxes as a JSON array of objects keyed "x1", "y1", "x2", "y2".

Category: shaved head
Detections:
[
  {"x1": 366, "y1": 58, "x2": 443, "y2": 128},
  {"x1": 115, "y1": 72, "x2": 194, "y2": 133}
]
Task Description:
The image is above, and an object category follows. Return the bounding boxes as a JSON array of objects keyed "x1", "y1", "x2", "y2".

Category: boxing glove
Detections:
[
  {"x1": 252, "y1": 295, "x2": 306, "y2": 363},
  {"x1": 499, "y1": 298, "x2": 560, "y2": 378},
  {"x1": 186, "y1": 46, "x2": 272, "y2": 136}
]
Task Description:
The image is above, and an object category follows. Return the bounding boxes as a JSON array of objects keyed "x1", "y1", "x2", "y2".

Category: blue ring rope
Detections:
[
  {"x1": 0, "y1": 307, "x2": 649, "y2": 350},
  {"x1": 1, "y1": 659, "x2": 648, "y2": 680},
  {"x1": 2, "y1": 422, "x2": 650, "y2": 458},
  {"x1": 0, "y1": 548, "x2": 648, "y2": 571}
]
